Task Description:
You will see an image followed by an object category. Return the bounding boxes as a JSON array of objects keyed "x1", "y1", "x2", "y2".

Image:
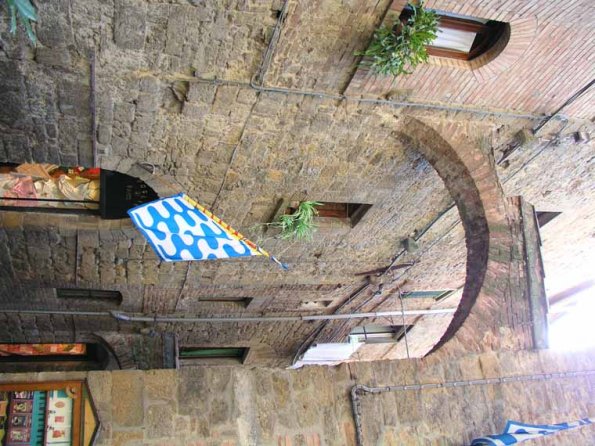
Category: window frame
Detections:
[
  {"x1": 349, "y1": 324, "x2": 412, "y2": 344},
  {"x1": 401, "y1": 290, "x2": 455, "y2": 301},
  {"x1": 285, "y1": 201, "x2": 372, "y2": 228},
  {"x1": 197, "y1": 296, "x2": 254, "y2": 308},
  {"x1": 399, "y1": 7, "x2": 507, "y2": 61},
  {"x1": 177, "y1": 347, "x2": 249, "y2": 367},
  {"x1": 55, "y1": 288, "x2": 123, "y2": 305},
  {"x1": 0, "y1": 163, "x2": 159, "y2": 219}
]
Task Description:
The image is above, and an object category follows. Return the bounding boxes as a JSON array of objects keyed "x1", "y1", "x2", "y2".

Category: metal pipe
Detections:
[
  {"x1": 171, "y1": 72, "x2": 548, "y2": 121},
  {"x1": 1, "y1": 309, "x2": 112, "y2": 317},
  {"x1": 0, "y1": 308, "x2": 455, "y2": 322},
  {"x1": 109, "y1": 308, "x2": 456, "y2": 323},
  {"x1": 243, "y1": 0, "x2": 545, "y2": 121},
  {"x1": 350, "y1": 369, "x2": 595, "y2": 446},
  {"x1": 90, "y1": 51, "x2": 98, "y2": 166},
  {"x1": 532, "y1": 78, "x2": 594, "y2": 134}
]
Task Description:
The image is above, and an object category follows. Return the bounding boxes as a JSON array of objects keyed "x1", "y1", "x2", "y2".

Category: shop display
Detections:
[
  {"x1": 0, "y1": 381, "x2": 98, "y2": 446},
  {"x1": 0, "y1": 164, "x2": 100, "y2": 210},
  {"x1": 0, "y1": 345, "x2": 86, "y2": 357}
]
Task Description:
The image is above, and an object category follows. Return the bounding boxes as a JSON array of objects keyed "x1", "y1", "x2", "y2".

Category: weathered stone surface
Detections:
[
  {"x1": 4, "y1": 350, "x2": 591, "y2": 445},
  {"x1": 111, "y1": 370, "x2": 145, "y2": 427},
  {"x1": 146, "y1": 403, "x2": 175, "y2": 438},
  {"x1": 113, "y1": 0, "x2": 147, "y2": 50},
  {"x1": 144, "y1": 369, "x2": 178, "y2": 402},
  {"x1": 0, "y1": 0, "x2": 594, "y2": 393}
]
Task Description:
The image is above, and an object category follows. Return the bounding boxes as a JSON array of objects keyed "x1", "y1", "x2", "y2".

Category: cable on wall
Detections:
[{"x1": 351, "y1": 369, "x2": 595, "y2": 446}]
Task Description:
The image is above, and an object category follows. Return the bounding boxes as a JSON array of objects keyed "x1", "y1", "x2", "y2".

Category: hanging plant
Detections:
[
  {"x1": 2, "y1": 0, "x2": 38, "y2": 44},
  {"x1": 274, "y1": 201, "x2": 321, "y2": 241},
  {"x1": 356, "y1": 1, "x2": 438, "y2": 76}
]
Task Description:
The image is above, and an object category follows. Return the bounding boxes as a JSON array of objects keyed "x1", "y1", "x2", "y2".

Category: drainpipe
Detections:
[
  {"x1": 110, "y1": 308, "x2": 455, "y2": 323},
  {"x1": 0, "y1": 308, "x2": 455, "y2": 323}
]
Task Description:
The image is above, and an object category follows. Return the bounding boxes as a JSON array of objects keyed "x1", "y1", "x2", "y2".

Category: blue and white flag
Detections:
[
  {"x1": 128, "y1": 193, "x2": 287, "y2": 269},
  {"x1": 471, "y1": 418, "x2": 593, "y2": 445}
]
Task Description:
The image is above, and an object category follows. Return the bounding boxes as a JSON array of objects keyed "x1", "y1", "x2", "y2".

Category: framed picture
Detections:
[
  {"x1": 11, "y1": 400, "x2": 33, "y2": 414},
  {"x1": 7, "y1": 426, "x2": 31, "y2": 442},
  {"x1": 11, "y1": 391, "x2": 33, "y2": 400},
  {"x1": 9, "y1": 414, "x2": 31, "y2": 428}
]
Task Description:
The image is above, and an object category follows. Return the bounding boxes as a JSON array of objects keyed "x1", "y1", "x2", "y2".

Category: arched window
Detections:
[
  {"x1": 0, "y1": 163, "x2": 158, "y2": 219},
  {"x1": 400, "y1": 6, "x2": 508, "y2": 61}
]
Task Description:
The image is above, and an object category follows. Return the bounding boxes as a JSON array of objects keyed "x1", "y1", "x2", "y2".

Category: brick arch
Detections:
[
  {"x1": 426, "y1": 16, "x2": 538, "y2": 82},
  {"x1": 470, "y1": 16, "x2": 538, "y2": 82},
  {"x1": 393, "y1": 116, "x2": 503, "y2": 353},
  {"x1": 99, "y1": 156, "x2": 182, "y2": 198}
]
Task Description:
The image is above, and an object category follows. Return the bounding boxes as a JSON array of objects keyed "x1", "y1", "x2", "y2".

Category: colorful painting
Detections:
[
  {"x1": 46, "y1": 390, "x2": 72, "y2": 444},
  {"x1": 0, "y1": 163, "x2": 100, "y2": 210},
  {"x1": 0, "y1": 344, "x2": 87, "y2": 357}
]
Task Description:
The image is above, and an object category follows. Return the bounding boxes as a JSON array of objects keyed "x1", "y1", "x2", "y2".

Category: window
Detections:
[
  {"x1": 56, "y1": 288, "x2": 123, "y2": 305},
  {"x1": 0, "y1": 343, "x2": 111, "y2": 373},
  {"x1": 0, "y1": 162, "x2": 158, "y2": 219},
  {"x1": 177, "y1": 347, "x2": 248, "y2": 367},
  {"x1": 401, "y1": 290, "x2": 455, "y2": 301},
  {"x1": 349, "y1": 325, "x2": 412, "y2": 344},
  {"x1": 300, "y1": 300, "x2": 334, "y2": 310},
  {"x1": 399, "y1": 7, "x2": 508, "y2": 61},
  {"x1": 0, "y1": 380, "x2": 99, "y2": 446},
  {"x1": 285, "y1": 201, "x2": 372, "y2": 227},
  {"x1": 198, "y1": 296, "x2": 254, "y2": 308},
  {"x1": 0, "y1": 343, "x2": 88, "y2": 357},
  {"x1": 536, "y1": 211, "x2": 561, "y2": 228}
]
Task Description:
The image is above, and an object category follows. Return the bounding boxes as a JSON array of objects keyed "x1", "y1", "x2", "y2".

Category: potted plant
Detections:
[
  {"x1": 356, "y1": 1, "x2": 438, "y2": 76},
  {"x1": 274, "y1": 200, "x2": 321, "y2": 240},
  {"x1": 2, "y1": 0, "x2": 38, "y2": 43}
]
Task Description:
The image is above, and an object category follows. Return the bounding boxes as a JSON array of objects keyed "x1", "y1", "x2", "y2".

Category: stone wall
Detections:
[
  {"x1": 1, "y1": 0, "x2": 593, "y2": 368},
  {"x1": 0, "y1": 349, "x2": 593, "y2": 445}
]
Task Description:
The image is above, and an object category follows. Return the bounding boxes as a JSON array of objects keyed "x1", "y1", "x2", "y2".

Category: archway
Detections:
[{"x1": 392, "y1": 116, "x2": 499, "y2": 354}]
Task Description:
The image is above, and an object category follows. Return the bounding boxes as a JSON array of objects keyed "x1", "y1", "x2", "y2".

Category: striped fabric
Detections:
[{"x1": 471, "y1": 418, "x2": 593, "y2": 445}]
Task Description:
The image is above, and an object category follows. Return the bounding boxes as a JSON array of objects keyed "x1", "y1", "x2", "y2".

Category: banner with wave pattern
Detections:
[{"x1": 128, "y1": 194, "x2": 287, "y2": 269}]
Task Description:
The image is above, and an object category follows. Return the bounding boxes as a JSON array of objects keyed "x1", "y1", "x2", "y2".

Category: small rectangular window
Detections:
[
  {"x1": 56, "y1": 288, "x2": 123, "y2": 304},
  {"x1": 300, "y1": 300, "x2": 334, "y2": 310},
  {"x1": 178, "y1": 347, "x2": 248, "y2": 366},
  {"x1": 198, "y1": 296, "x2": 254, "y2": 308},
  {"x1": 286, "y1": 201, "x2": 372, "y2": 227},
  {"x1": 402, "y1": 290, "x2": 454, "y2": 301},
  {"x1": 349, "y1": 325, "x2": 412, "y2": 344}
]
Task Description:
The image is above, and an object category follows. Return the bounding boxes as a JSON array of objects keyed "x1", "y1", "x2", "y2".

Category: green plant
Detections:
[
  {"x1": 274, "y1": 201, "x2": 321, "y2": 240},
  {"x1": 356, "y1": 2, "x2": 438, "y2": 76},
  {"x1": 2, "y1": 0, "x2": 38, "y2": 44}
]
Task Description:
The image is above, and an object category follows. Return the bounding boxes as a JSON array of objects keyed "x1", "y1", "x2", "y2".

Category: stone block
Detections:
[
  {"x1": 58, "y1": 81, "x2": 90, "y2": 117},
  {"x1": 87, "y1": 372, "x2": 113, "y2": 424},
  {"x1": 0, "y1": 91, "x2": 25, "y2": 127},
  {"x1": 146, "y1": 403, "x2": 175, "y2": 439},
  {"x1": 34, "y1": 47, "x2": 71, "y2": 69},
  {"x1": 111, "y1": 430, "x2": 144, "y2": 446},
  {"x1": 144, "y1": 370, "x2": 178, "y2": 402},
  {"x1": 187, "y1": 83, "x2": 217, "y2": 104},
  {"x1": 165, "y1": 6, "x2": 187, "y2": 56},
  {"x1": 114, "y1": 0, "x2": 147, "y2": 50},
  {"x1": 111, "y1": 370, "x2": 145, "y2": 427}
]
